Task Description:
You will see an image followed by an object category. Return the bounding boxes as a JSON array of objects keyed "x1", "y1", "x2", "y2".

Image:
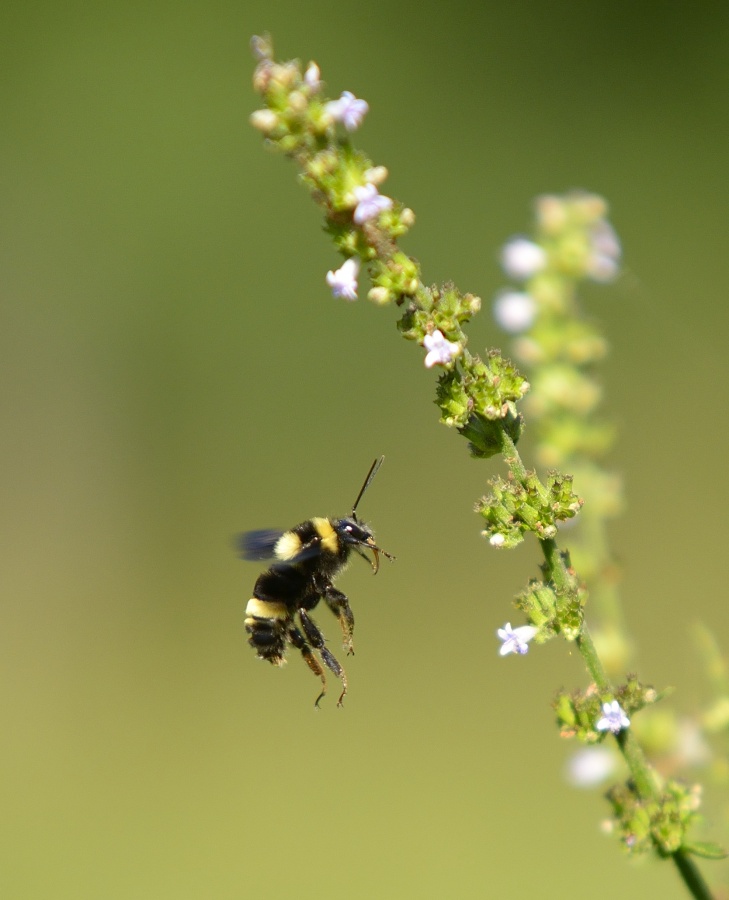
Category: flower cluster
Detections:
[
  {"x1": 492, "y1": 191, "x2": 628, "y2": 679},
  {"x1": 555, "y1": 675, "x2": 655, "y2": 745},
  {"x1": 478, "y1": 470, "x2": 583, "y2": 549},
  {"x1": 513, "y1": 576, "x2": 585, "y2": 642},
  {"x1": 497, "y1": 193, "x2": 621, "y2": 304},
  {"x1": 492, "y1": 193, "x2": 621, "y2": 476},
  {"x1": 249, "y1": 35, "x2": 416, "y2": 309},
  {"x1": 605, "y1": 779, "x2": 703, "y2": 857}
]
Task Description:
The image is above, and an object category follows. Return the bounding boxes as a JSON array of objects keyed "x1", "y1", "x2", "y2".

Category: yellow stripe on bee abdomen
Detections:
[
  {"x1": 245, "y1": 598, "x2": 289, "y2": 622},
  {"x1": 312, "y1": 517, "x2": 338, "y2": 554}
]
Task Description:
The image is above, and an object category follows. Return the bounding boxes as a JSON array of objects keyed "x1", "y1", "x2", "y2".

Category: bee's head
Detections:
[
  {"x1": 334, "y1": 516, "x2": 393, "y2": 574},
  {"x1": 336, "y1": 457, "x2": 395, "y2": 573}
]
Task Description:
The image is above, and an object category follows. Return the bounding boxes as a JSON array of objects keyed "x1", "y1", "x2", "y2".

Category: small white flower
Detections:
[
  {"x1": 489, "y1": 532, "x2": 506, "y2": 547},
  {"x1": 675, "y1": 719, "x2": 711, "y2": 767},
  {"x1": 501, "y1": 237, "x2": 547, "y2": 280},
  {"x1": 326, "y1": 257, "x2": 360, "y2": 300},
  {"x1": 325, "y1": 90, "x2": 369, "y2": 131},
  {"x1": 596, "y1": 700, "x2": 630, "y2": 734},
  {"x1": 304, "y1": 62, "x2": 321, "y2": 91},
  {"x1": 353, "y1": 183, "x2": 393, "y2": 225},
  {"x1": 423, "y1": 329, "x2": 461, "y2": 368},
  {"x1": 497, "y1": 622, "x2": 538, "y2": 656},
  {"x1": 565, "y1": 747, "x2": 617, "y2": 788},
  {"x1": 493, "y1": 290, "x2": 537, "y2": 333}
]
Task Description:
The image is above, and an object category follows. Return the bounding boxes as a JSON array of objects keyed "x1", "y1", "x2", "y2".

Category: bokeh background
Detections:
[{"x1": 2, "y1": 2, "x2": 728, "y2": 897}]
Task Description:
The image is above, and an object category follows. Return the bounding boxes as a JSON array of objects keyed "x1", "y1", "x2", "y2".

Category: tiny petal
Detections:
[
  {"x1": 596, "y1": 700, "x2": 630, "y2": 734},
  {"x1": 326, "y1": 257, "x2": 360, "y2": 300},
  {"x1": 587, "y1": 254, "x2": 620, "y2": 283},
  {"x1": 250, "y1": 35, "x2": 272, "y2": 61},
  {"x1": 325, "y1": 90, "x2": 369, "y2": 131},
  {"x1": 423, "y1": 329, "x2": 461, "y2": 368},
  {"x1": 493, "y1": 290, "x2": 537, "y2": 333},
  {"x1": 304, "y1": 62, "x2": 321, "y2": 91},
  {"x1": 353, "y1": 183, "x2": 393, "y2": 224},
  {"x1": 364, "y1": 165, "x2": 389, "y2": 186},
  {"x1": 501, "y1": 237, "x2": 547, "y2": 280},
  {"x1": 497, "y1": 622, "x2": 538, "y2": 656},
  {"x1": 587, "y1": 221, "x2": 621, "y2": 282},
  {"x1": 489, "y1": 532, "x2": 506, "y2": 547},
  {"x1": 590, "y1": 220, "x2": 621, "y2": 259}
]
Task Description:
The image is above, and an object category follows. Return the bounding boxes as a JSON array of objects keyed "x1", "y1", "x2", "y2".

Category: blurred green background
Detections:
[{"x1": 1, "y1": 1, "x2": 728, "y2": 897}]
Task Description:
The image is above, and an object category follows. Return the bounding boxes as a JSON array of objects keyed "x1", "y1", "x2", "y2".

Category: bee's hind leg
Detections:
[
  {"x1": 321, "y1": 584, "x2": 355, "y2": 656},
  {"x1": 298, "y1": 609, "x2": 348, "y2": 707},
  {"x1": 288, "y1": 624, "x2": 328, "y2": 708}
]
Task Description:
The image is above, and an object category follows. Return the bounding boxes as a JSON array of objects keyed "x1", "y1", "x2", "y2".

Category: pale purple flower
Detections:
[
  {"x1": 326, "y1": 257, "x2": 360, "y2": 300},
  {"x1": 591, "y1": 221, "x2": 620, "y2": 258},
  {"x1": 596, "y1": 700, "x2": 630, "y2": 734},
  {"x1": 326, "y1": 91, "x2": 369, "y2": 131},
  {"x1": 493, "y1": 290, "x2": 537, "y2": 333},
  {"x1": 353, "y1": 184, "x2": 393, "y2": 225},
  {"x1": 250, "y1": 35, "x2": 270, "y2": 61},
  {"x1": 501, "y1": 237, "x2": 547, "y2": 280},
  {"x1": 497, "y1": 622, "x2": 538, "y2": 656},
  {"x1": 423, "y1": 330, "x2": 461, "y2": 368}
]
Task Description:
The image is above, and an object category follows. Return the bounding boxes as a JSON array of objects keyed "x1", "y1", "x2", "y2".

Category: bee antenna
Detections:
[{"x1": 351, "y1": 456, "x2": 384, "y2": 520}]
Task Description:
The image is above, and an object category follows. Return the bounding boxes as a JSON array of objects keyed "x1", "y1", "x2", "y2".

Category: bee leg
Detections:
[
  {"x1": 322, "y1": 584, "x2": 355, "y2": 656},
  {"x1": 299, "y1": 609, "x2": 348, "y2": 707},
  {"x1": 288, "y1": 624, "x2": 327, "y2": 708}
]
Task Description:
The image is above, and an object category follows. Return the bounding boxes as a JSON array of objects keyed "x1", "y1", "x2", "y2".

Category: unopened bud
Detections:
[{"x1": 250, "y1": 109, "x2": 279, "y2": 135}]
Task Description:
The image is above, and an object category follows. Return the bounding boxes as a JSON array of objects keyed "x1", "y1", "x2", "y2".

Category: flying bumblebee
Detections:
[{"x1": 238, "y1": 457, "x2": 394, "y2": 707}]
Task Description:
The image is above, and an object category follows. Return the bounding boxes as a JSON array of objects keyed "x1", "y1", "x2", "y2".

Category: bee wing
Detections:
[
  {"x1": 236, "y1": 529, "x2": 284, "y2": 561},
  {"x1": 237, "y1": 529, "x2": 326, "y2": 564}
]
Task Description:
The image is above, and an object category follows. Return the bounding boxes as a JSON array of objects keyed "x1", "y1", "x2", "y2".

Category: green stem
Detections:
[
  {"x1": 615, "y1": 725, "x2": 662, "y2": 801},
  {"x1": 672, "y1": 850, "x2": 714, "y2": 900},
  {"x1": 498, "y1": 424, "x2": 712, "y2": 899},
  {"x1": 499, "y1": 429, "x2": 528, "y2": 482},
  {"x1": 573, "y1": 621, "x2": 611, "y2": 694}
]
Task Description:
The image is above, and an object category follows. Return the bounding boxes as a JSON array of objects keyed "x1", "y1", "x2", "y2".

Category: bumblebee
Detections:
[{"x1": 239, "y1": 457, "x2": 394, "y2": 707}]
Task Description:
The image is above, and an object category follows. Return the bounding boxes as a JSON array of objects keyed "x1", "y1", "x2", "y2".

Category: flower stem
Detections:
[
  {"x1": 499, "y1": 425, "x2": 712, "y2": 898},
  {"x1": 672, "y1": 850, "x2": 715, "y2": 900}
]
